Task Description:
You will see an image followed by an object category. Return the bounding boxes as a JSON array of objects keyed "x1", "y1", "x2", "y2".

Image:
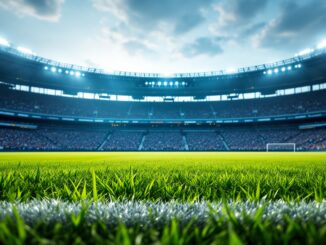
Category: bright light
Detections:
[
  {"x1": 298, "y1": 64, "x2": 302, "y2": 68},
  {"x1": 65, "y1": 70, "x2": 69, "y2": 74},
  {"x1": 182, "y1": 82, "x2": 186, "y2": 85},
  {"x1": 163, "y1": 81, "x2": 168, "y2": 86},
  {"x1": 175, "y1": 81, "x2": 179, "y2": 86},
  {"x1": 17, "y1": 46, "x2": 33, "y2": 55},
  {"x1": 281, "y1": 67, "x2": 286, "y2": 72},
  {"x1": 267, "y1": 70, "x2": 272, "y2": 75},
  {"x1": 287, "y1": 66, "x2": 292, "y2": 70},
  {"x1": 274, "y1": 68, "x2": 279, "y2": 73},
  {"x1": 44, "y1": 66, "x2": 49, "y2": 70},
  {"x1": 0, "y1": 38, "x2": 10, "y2": 47},
  {"x1": 82, "y1": 74, "x2": 85, "y2": 77},
  {"x1": 145, "y1": 82, "x2": 148, "y2": 85},
  {"x1": 158, "y1": 81, "x2": 162, "y2": 86},
  {"x1": 169, "y1": 81, "x2": 173, "y2": 86},
  {"x1": 296, "y1": 48, "x2": 314, "y2": 56},
  {"x1": 75, "y1": 71, "x2": 81, "y2": 77},
  {"x1": 317, "y1": 40, "x2": 326, "y2": 49},
  {"x1": 70, "y1": 71, "x2": 75, "y2": 76},
  {"x1": 162, "y1": 73, "x2": 173, "y2": 77},
  {"x1": 58, "y1": 69, "x2": 62, "y2": 73},
  {"x1": 226, "y1": 68, "x2": 236, "y2": 74},
  {"x1": 51, "y1": 67, "x2": 56, "y2": 73}
]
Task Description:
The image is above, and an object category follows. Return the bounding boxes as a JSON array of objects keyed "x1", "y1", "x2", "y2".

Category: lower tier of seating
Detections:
[{"x1": 0, "y1": 123, "x2": 325, "y2": 151}]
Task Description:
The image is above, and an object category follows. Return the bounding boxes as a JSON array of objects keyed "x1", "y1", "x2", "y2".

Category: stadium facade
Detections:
[{"x1": 0, "y1": 42, "x2": 325, "y2": 151}]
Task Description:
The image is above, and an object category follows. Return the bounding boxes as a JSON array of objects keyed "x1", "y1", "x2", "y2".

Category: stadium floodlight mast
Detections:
[{"x1": 266, "y1": 143, "x2": 296, "y2": 152}]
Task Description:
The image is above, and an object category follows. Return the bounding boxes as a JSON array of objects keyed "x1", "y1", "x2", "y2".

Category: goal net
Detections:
[{"x1": 266, "y1": 143, "x2": 296, "y2": 152}]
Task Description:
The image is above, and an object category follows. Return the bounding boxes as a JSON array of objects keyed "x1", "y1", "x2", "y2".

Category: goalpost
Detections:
[{"x1": 266, "y1": 143, "x2": 296, "y2": 152}]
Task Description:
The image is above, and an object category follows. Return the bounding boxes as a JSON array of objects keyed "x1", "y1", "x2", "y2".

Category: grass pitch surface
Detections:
[
  {"x1": 0, "y1": 152, "x2": 325, "y2": 202},
  {"x1": 0, "y1": 152, "x2": 326, "y2": 244}
]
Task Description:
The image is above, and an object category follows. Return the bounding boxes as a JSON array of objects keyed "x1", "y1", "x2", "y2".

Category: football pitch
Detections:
[{"x1": 0, "y1": 152, "x2": 326, "y2": 244}]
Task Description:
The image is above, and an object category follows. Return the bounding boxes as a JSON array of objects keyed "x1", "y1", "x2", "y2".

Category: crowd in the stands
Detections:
[
  {"x1": 0, "y1": 128, "x2": 58, "y2": 150},
  {"x1": 142, "y1": 131, "x2": 184, "y2": 151},
  {"x1": 0, "y1": 126, "x2": 325, "y2": 151},
  {"x1": 0, "y1": 89, "x2": 325, "y2": 120},
  {"x1": 39, "y1": 128, "x2": 107, "y2": 151},
  {"x1": 186, "y1": 132, "x2": 225, "y2": 151},
  {"x1": 101, "y1": 131, "x2": 143, "y2": 151}
]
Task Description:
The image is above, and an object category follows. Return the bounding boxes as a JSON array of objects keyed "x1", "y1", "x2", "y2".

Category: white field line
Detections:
[{"x1": 1, "y1": 200, "x2": 326, "y2": 226}]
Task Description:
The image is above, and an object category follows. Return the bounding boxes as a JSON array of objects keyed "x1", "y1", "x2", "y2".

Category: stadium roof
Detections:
[
  {"x1": 1, "y1": 40, "x2": 326, "y2": 78},
  {"x1": 1, "y1": 42, "x2": 326, "y2": 97}
]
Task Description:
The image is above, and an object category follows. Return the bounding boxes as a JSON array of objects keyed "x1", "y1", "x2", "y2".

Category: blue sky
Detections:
[{"x1": 0, "y1": 0, "x2": 325, "y2": 73}]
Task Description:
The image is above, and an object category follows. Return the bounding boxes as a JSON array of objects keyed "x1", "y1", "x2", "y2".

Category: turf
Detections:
[
  {"x1": 0, "y1": 152, "x2": 326, "y2": 244},
  {"x1": 0, "y1": 152, "x2": 325, "y2": 202}
]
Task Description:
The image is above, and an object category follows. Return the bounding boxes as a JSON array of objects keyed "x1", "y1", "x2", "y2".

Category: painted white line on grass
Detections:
[{"x1": 1, "y1": 200, "x2": 326, "y2": 226}]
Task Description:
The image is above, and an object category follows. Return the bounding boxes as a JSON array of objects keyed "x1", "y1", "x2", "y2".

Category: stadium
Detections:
[
  {"x1": 0, "y1": 42, "x2": 325, "y2": 152},
  {"x1": 0, "y1": 0, "x2": 326, "y2": 244}
]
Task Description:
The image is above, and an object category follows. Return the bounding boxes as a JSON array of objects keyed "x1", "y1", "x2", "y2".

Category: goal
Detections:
[{"x1": 266, "y1": 143, "x2": 296, "y2": 152}]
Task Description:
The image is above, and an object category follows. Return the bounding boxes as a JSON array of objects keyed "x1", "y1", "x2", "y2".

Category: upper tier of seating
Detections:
[{"x1": 0, "y1": 89, "x2": 325, "y2": 120}]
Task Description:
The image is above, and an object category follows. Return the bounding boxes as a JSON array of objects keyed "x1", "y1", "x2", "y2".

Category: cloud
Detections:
[
  {"x1": 254, "y1": 0, "x2": 326, "y2": 50},
  {"x1": 229, "y1": 0, "x2": 269, "y2": 20},
  {"x1": 208, "y1": 0, "x2": 270, "y2": 49},
  {"x1": 92, "y1": 0, "x2": 213, "y2": 35},
  {"x1": 181, "y1": 37, "x2": 224, "y2": 58},
  {"x1": 123, "y1": 40, "x2": 156, "y2": 56},
  {"x1": 212, "y1": 0, "x2": 269, "y2": 30},
  {"x1": 0, "y1": 0, "x2": 64, "y2": 21}
]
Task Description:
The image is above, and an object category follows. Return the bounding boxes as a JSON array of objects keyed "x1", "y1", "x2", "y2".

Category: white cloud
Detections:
[{"x1": 0, "y1": 0, "x2": 64, "y2": 21}]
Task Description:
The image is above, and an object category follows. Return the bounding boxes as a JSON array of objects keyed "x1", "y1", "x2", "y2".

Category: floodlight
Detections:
[
  {"x1": 0, "y1": 38, "x2": 10, "y2": 47},
  {"x1": 267, "y1": 70, "x2": 272, "y2": 75},
  {"x1": 226, "y1": 68, "x2": 236, "y2": 74},
  {"x1": 17, "y1": 46, "x2": 33, "y2": 55},
  {"x1": 75, "y1": 71, "x2": 81, "y2": 77},
  {"x1": 281, "y1": 67, "x2": 286, "y2": 72},
  {"x1": 296, "y1": 48, "x2": 314, "y2": 56},
  {"x1": 317, "y1": 40, "x2": 326, "y2": 49},
  {"x1": 65, "y1": 70, "x2": 69, "y2": 74},
  {"x1": 298, "y1": 64, "x2": 302, "y2": 68},
  {"x1": 163, "y1": 81, "x2": 168, "y2": 86},
  {"x1": 70, "y1": 71, "x2": 75, "y2": 76},
  {"x1": 58, "y1": 69, "x2": 62, "y2": 73},
  {"x1": 162, "y1": 73, "x2": 173, "y2": 77},
  {"x1": 169, "y1": 81, "x2": 173, "y2": 86},
  {"x1": 274, "y1": 68, "x2": 279, "y2": 73},
  {"x1": 51, "y1": 67, "x2": 57, "y2": 73},
  {"x1": 145, "y1": 82, "x2": 148, "y2": 85},
  {"x1": 44, "y1": 66, "x2": 49, "y2": 70},
  {"x1": 158, "y1": 81, "x2": 162, "y2": 86},
  {"x1": 287, "y1": 66, "x2": 292, "y2": 70},
  {"x1": 182, "y1": 82, "x2": 186, "y2": 85},
  {"x1": 175, "y1": 81, "x2": 179, "y2": 86},
  {"x1": 82, "y1": 74, "x2": 85, "y2": 77}
]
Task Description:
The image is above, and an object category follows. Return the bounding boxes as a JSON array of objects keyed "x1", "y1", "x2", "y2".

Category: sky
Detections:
[{"x1": 0, "y1": 0, "x2": 325, "y2": 74}]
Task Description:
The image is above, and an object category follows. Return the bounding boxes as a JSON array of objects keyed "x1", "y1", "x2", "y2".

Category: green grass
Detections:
[
  {"x1": 0, "y1": 152, "x2": 325, "y2": 202},
  {"x1": 0, "y1": 152, "x2": 326, "y2": 244}
]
